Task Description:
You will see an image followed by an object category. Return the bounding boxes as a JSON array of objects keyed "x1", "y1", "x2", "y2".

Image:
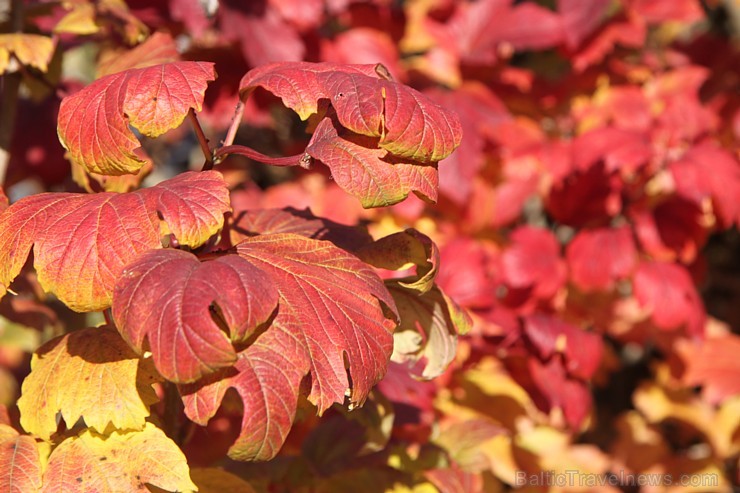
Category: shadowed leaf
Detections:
[
  {"x1": 41, "y1": 423, "x2": 196, "y2": 493},
  {"x1": 17, "y1": 327, "x2": 159, "y2": 440}
]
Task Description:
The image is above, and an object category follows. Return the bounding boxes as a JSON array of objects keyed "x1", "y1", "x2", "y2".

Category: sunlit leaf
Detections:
[
  {"x1": 41, "y1": 423, "x2": 196, "y2": 493},
  {"x1": 113, "y1": 249, "x2": 278, "y2": 383},
  {"x1": 17, "y1": 327, "x2": 159, "y2": 440},
  {"x1": 240, "y1": 61, "x2": 462, "y2": 162},
  {"x1": 0, "y1": 424, "x2": 45, "y2": 493},
  {"x1": 0, "y1": 34, "x2": 54, "y2": 73},
  {"x1": 58, "y1": 62, "x2": 215, "y2": 175},
  {"x1": 181, "y1": 233, "x2": 397, "y2": 460},
  {"x1": 0, "y1": 171, "x2": 230, "y2": 311}
]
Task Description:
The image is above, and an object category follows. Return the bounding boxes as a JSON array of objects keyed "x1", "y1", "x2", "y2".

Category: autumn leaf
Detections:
[
  {"x1": 632, "y1": 260, "x2": 705, "y2": 336},
  {"x1": 0, "y1": 171, "x2": 230, "y2": 311},
  {"x1": 566, "y1": 226, "x2": 637, "y2": 291},
  {"x1": 97, "y1": 31, "x2": 179, "y2": 78},
  {"x1": 0, "y1": 34, "x2": 55, "y2": 73},
  {"x1": 0, "y1": 424, "x2": 45, "y2": 493},
  {"x1": 239, "y1": 61, "x2": 462, "y2": 162},
  {"x1": 356, "y1": 228, "x2": 439, "y2": 294},
  {"x1": 229, "y1": 207, "x2": 373, "y2": 252},
  {"x1": 306, "y1": 116, "x2": 439, "y2": 207},
  {"x1": 181, "y1": 233, "x2": 397, "y2": 460},
  {"x1": 57, "y1": 62, "x2": 216, "y2": 175},
  {"x1": 680, "y1": 335, "x2": 740, "y2": 404},
  {"x1": 41, "y1": 423, "x2": 196, "y2": 493},
  {"x1": 389, "y1": 285, "x2": 470, "y2": 379},
  {"x1": 17, "y1": 327, "x2": 159, "y2": 440},
  {"x1": 113, "y1": 249, "x2": 278, "y2": 383}
]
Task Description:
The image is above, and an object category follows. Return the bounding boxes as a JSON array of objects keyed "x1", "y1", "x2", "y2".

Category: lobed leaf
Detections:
[
  {"x1": 17, "y1": 327, "x2": 159, "y2": 441},
  {"x1": 306, "y1": 117, "x2": 438, "y2": 207},
  {"x1": 239, "y1": 61, "x2": 461, "y2": 207},
  {"x1": 58, "y1": 61, "x2": 215, "y2": 175},
  {"x1": 41, "y1": 423, "x2": 196, "y2": 493},
  {"x1": 113, "y1": 249, "x2": 278, "y2": 383},
  {"x1": 240, "y1": 62, "x2": 460, "y2": 162},
  {"x1": 181, "y1": 233, "x2": 397, "y2": 460},
  {"x1": 0, "y1": 171, "x2": 230, "y2": 311},
  {"x1": 0, "y1": 424, "x2": 45, "y2": 493}
]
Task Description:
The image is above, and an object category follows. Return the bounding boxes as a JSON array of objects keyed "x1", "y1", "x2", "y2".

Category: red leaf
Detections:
[
  {"x1": 669, "y1": 144, "x2": 740, "y2": 228},
  {"x1": 219, "y1": 0, "x2": 305, "y2": 67},
  {"x1": 527, "y1": 357, "x2": 593, "y2": 428},
  {"x1": 523, "y1": 314, "x2": 603, "y2": 380},
  {"x1": 58, "y1": 62, "x2": 215, "y2": 175},
  {"x1": 0, "y1": 171, "x2": 230, "y2": 311},
  {"x1": 566, "y1": 226, "x2": 637, "y2": 291},
  {"x1": 448, "y1": 0, "x2": 565, "y2": 64},
  {"x1": 113, "y1": 250, "x2": 278, "y2": 383},
  {"x1": 239, "y1": 61, "x2": 462, "y2": 163},
  {"x1": 500, "y1": 227, "x2": 566, "y2": 301},
  {"x1": 230, "y1": 207, "x2": 372, "y2": 252},
  {"x1": 631, "y1": 197, "x2": 709, "y2": 264},
  {"x1": 182, "y1": 233, "x2": 397, "y2": 460},
  {"x1": 546, "y1": 162, "x2": 623, "y2": 227},
  {"x1": 437, "y1": 238, "x2": 498, "y2": 310},
  {"x1": 426, "y1": 83, "x2": 511, "y2": 204},
  {"x1": 558, "y1": 0, "x2": 611, "y2": 49},
  {"x1": 306, "y1": 117, "x2": 438, "y2": 207},
  {"x1": 632, "y1": 261, "x2": 705, "y2": 336},
  {"x1": 627, "y1": 0, "x2": 704, "y2": 23}
]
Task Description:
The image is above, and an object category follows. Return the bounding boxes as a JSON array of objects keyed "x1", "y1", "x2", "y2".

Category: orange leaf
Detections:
[
  {"x1": 58, "y1": 62, "x2": 215, "y2": 175},
  {"x1": 0, "y1": 424, "x2": 45, "y2": 493},
  {"x1": 0, "y1": 171, "x2": 230, "y2": 311}
]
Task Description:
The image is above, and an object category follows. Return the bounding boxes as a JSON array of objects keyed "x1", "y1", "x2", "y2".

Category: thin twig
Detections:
[
  {"x1": 222, "y1": 100, "x2": 244, "y2": 148},
  {"x1": 188, "y1": 109, "x2": 213, "y2": 171},
  {"x1": 214, "y1": 145, "x2": 309, "y2": 167}
]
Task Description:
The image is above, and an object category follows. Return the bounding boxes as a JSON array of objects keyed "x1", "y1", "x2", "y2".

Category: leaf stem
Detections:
[
  {"x1": 188, "y1": 109, "x2": 213, "y2": 171},
  {"x1": 222, "y1": 100, "x2": 244, "y2": 148},
  {"x1": 214, "y1": 145, "x2": 309, "y2": 167}
]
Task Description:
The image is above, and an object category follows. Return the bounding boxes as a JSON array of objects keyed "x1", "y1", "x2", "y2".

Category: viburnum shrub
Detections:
[{"x1": 1, "y1": 0, "x2": 740, "y2": 492}]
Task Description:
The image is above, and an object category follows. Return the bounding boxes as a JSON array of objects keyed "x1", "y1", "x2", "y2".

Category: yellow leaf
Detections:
[
  {"x1": 18, "y1": 327, "x2": 159, "y2": 440},
  {"x1": 0, "y1": 34, "x2": 55, "y2": 73},
  {"x1": 42, "y1": 423, "x2": 196, "y2": 493},
  {"x1": 53, "y1": 3, "x2": 99, "y2": 35}
]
